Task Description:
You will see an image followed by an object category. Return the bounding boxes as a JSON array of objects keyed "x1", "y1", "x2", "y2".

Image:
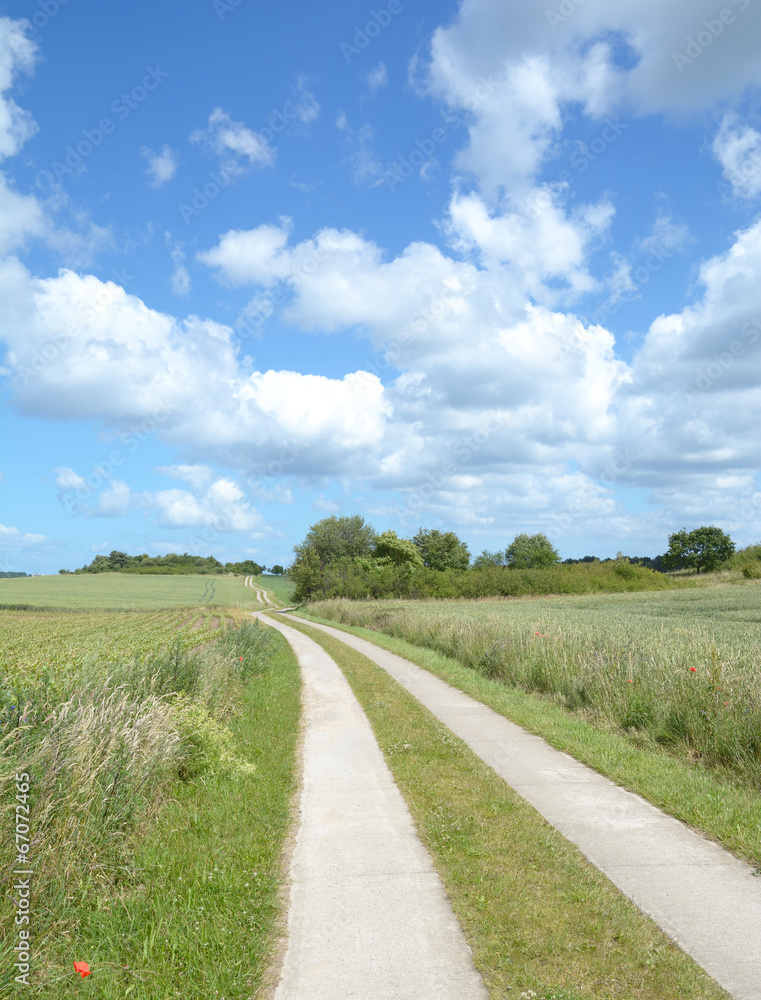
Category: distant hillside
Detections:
[{"x1": 0, "y1": 571, "x2": 28, "y2": 578}]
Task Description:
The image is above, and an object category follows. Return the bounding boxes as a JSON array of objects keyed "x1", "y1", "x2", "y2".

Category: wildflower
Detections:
[
  {"x1": 627, "y1": 679, "x2": 632, "y2": 683},
  {"x1": 534, "y1": 632, "x2": 548, "y2": 637},
  {"x1": 239, "y1": 656, "x2": 243, "y2": 661},
  {"x1": 74, "y1": 961, "x2": 91, "y2": 977},
  {"x1": 689, "y1": 667, "x2": 697, "y2": 672}
]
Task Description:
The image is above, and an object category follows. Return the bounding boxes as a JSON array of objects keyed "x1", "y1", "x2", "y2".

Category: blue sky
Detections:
[{"x1": 1, "y1": 0, "x2": 761, "y2": 573}]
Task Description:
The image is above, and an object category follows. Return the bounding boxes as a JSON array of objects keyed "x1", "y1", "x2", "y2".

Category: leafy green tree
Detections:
[
  {"x1": 293, "y1": 515, "x2": 376, "y2": 566},
  {"x1": 374, "y1": 530, "x2": 424, "y2": 567},
  {"x1": 412, "y1": 528, "x2": 470, "y2": 571},
  {"x1": 269, "y1": 565, "x2": 285, "y2": 575},
  {"x1": 663, "y1": 526, "x2": 735, "y2": 573},
  {"x1": 505, "y1": 533, "x2": 560, "y2": 569},
  {"x1": 290, "y1": 515, "x2": 377, "y2": 601},
  {"x1": 472, "y1": 549, "x2": 507, "y2": 568}
]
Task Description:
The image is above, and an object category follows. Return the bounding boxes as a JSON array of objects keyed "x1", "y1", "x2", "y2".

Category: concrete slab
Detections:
[
  {"x1": 254, "y1": 613, "x2": 488, "y2": 1000},
  {"x1": 288, "y1": 614, "x2": 761, "y2": 1000}
]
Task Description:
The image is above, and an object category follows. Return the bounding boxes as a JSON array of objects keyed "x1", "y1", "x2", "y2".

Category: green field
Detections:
[
  {"x1": 0, "y1": 573, "x2": 274, "y2": 610},
  {"x1": 309, "y1": 581, "x2": 761, "y2": 784},
  {"x1": 258, "y1": 573, "x2": 295, "y2": 605}
]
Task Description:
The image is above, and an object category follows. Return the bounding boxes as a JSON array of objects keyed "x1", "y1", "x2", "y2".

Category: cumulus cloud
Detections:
[
  {"x1": 0, "y1": 256, "x2": 391, "y2": 475},
  {"x1": 141, "y1": 144, "x2": 178, "y2": 187},
  {"x1": 424, "y1": 0, "x2": 761, "y2": 199},
  {"x1": 713, "y1": 115, "x2": 761, "y2": 199},
  {"x1": 143, "y1": 478, "x2": 265, "y2": 533},
  {"x1": 190, "y1": 107, "x2": 275, "y2": 176},
  {"x1": 90, "y1": 479, "x2": 131, "y2": 517}
]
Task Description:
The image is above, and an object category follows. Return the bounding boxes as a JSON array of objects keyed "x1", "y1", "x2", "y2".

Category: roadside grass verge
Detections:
[
  {"x1": 284, "y1": 617, "x2": 729, "y2": 1000},
  {"x1": 295, "y1": 612, "x2": 761, "y2": 870},
  {"x1": 1, "y1": 621, "x2": 301, "y2": 997}
]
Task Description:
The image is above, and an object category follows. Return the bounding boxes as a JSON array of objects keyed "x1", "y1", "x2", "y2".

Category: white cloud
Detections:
[
  {"x1": 54, "y1": 467, "x2": 86, "y2": 490},
  {"x1": 0, "y1": 17, "x2": 38, "y2": 161},
  {"x1": 0, "y1": 174, "x2": 45, "y2": 254},
  {"x1": 366, "y1": 62, "x2": 388, "y2": 93},
  {"x1": 446, "y1": 188, "x2": 613, "y2": 301},
  {"x1": 713, "y1": 115, "x2": 761, "y2": 199},
  {"x1": 141, "y1": 144, "x2": 178, "y2": 187},
  {"x1": 0, "y1": 257, "x2": 392, "y2": 475},
  {"x1": 144, "y1": 478, "x2": 265, "y2": 534},
  {"x1": 155, "y1": 464, "x2": 215, "y2": 490},
  {"x1": 0, "y1": 523, "x2": 47, "y2": 547},
  {"x1": 197, "y1": 222, "x2": 292, "y2": 286},
  {"x1": 90, "y1": 479, "x2": 131, "y2": 517},
  {"x1": 189, "y1": 107, "x2": 275, "y2": 176},
  {"x1": 617, "y1": 216, "x2": 761, "y2": 495},
  {"x1": 635, "y1": 210, "x2": 691, "y2": 255},
  {"x1": 424, "y1": 0, "x2": 761, "y2": 198}
]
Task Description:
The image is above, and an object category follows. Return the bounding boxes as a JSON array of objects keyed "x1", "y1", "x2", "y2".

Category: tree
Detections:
[
  {"x1": 374, "y1": 530, "x2": 424, "y2": 567},
  {"x1": 293, "y1": 515, "x2": 376, "y2": 566},
  {"x1": 473, "y1": 549, "x2": 507, "y2": 568},
  {"x1": 269, "y1": 565, "x2": 285, "y2": 576},
  {"x1": 663, "y1": 526, "x2": 735, "y2": 574},
  {"x1": 505, "y1": 533, "x2": 560, "y2": 569},
  {"x1": 108, "y1": 550, "x2": 129, "y2": 570},
  {"x1": 412, "y1": 528, "x2": 470, "y2": 571}
]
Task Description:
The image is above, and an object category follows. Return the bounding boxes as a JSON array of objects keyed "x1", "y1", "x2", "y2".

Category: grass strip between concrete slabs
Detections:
[
  {"x1": 285, "y1": 617, "x2": 729, "y2": 1000},
  {"x1": 32, "y1": 624, "x2": 301, "y2": 999},
  {"x1": 296, "y1": 611, "x2": 761, "y2": 871}
]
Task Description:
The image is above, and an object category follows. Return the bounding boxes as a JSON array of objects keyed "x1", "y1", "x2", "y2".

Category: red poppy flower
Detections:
[
  {"x1": 534, "y1": 632, "x2": 548, "y2": 637},
  {"x1": 239, "y1": 656, "x2": 244, "y2": 661},
  {"x1": 74, "y1": 962, "x2": 91, "y2": 977},
  {"x1": 689, "y1": 667, "x2": 697, "y2": 672},
  {"x1": 627, "y1": 679, "x2": 632, "y2": 683}
]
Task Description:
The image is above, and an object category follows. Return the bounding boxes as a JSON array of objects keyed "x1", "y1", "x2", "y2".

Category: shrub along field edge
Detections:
[
  {"x1": 0, "y1": 619, "x2": 301, "y2": 997},
  {"x1": 294, "y1": 610, "x2": 761, "y2": 871},
  {"x1": 284, "y1": 616, "x2": 730, "y2": 1000}
]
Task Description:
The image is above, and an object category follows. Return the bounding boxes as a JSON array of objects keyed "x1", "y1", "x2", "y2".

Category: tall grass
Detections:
[
  {"x1": 310, "y1": 592, "x2": 761, "y2": 786},
  {"x1": 0, "y1": 621, "x2": 273, "y2": 983}
]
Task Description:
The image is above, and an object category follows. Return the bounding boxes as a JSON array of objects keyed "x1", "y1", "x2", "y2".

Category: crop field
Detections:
[
  {"x1": 0, "y1": 608, "x2": 232, "y2": 691},
  {"x1": 310, "y1": 581, "x2": 761, "y2": 783},
  {"x1": 260, "y1": 573, "x2": 295, "y2": 604},
  {"x1": 0, "y1": 573, "x2": 266, "y2": 610}
]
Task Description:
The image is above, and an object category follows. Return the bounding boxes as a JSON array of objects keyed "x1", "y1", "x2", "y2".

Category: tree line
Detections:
[
  {"x1": 61, "y1": 552, "x2": 285, "y2": 576},
  {"x1": 288, "y1": 516, "x2": 744, "y2": 602}
]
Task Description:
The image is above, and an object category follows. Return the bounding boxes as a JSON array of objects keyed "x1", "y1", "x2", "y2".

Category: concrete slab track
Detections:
[
  {"x1": 254, "y1": 612, "x2": 488, "y2": 1000},
  {"x1": 284, "y1": 614, "x2": 761, "y2": 1000}
]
